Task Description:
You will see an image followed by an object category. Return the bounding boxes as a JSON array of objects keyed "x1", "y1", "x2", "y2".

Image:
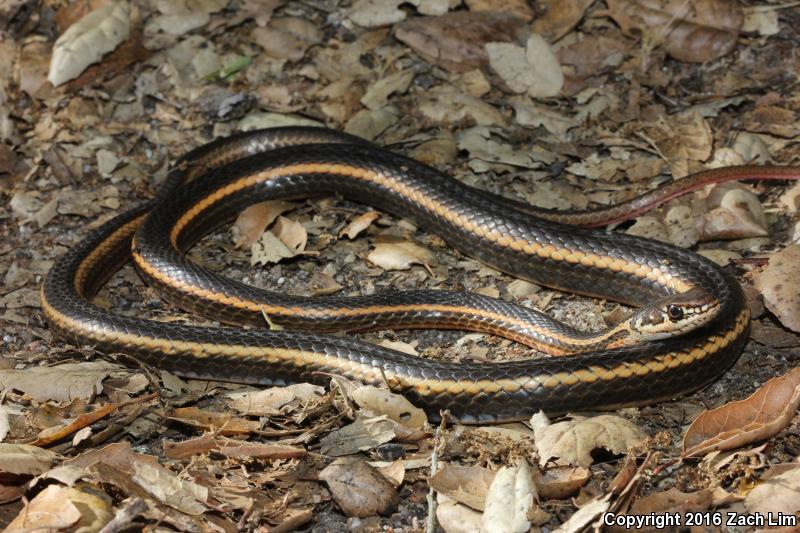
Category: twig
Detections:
[{"x1": 426, "y1": 411, "x2": 449, "y2": 533}]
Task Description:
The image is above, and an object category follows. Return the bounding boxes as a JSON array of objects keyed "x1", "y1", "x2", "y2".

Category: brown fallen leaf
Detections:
[
  {"x1": 131, "y1": 461, "x2": 208, "y2": 516},
  {"x1": 367, "y1": 241, "x2": 437, "y2": 272},
  {"x1": 749, "y1": 320, "x2": 800, "y2": 349},
  {"x1": 163, "y1": 406, "x2": 260, "y2": 436},
  {"x1": 0, "y1": 444, "x2": 59, "y2": 475},
  {"x1": 251, "y1": 16, "x2": 322, "y2": 61},
  {"x1": 466, "y1": 0, "x2": 534, "y2": 20},
  {"x1": 319, "y1": 458, "x2": 399, "y2": 518},
  {"x1": 428, "y1": 465, "x2": 495, "y2": 511},
  {"x1": 700, "y1": 184, "x2": 768, "y2": 241},
  {"x1": 319, "y1": 415, "x2": 398, "y2": 456},
  {"x1": 340, "y1": 211, "x2": 381, "y2": 239},
  {"x1": 29, "y1": 393, "x2": 155, "y2": 446},
  {"x1": 604, "y1": 0, "x2": 743, "y2": 63},
  {"x1": 0, "y1": 361, "x2": 126, "y2": 403},
  {"x1": 682, "y1": 367, "x2": 800, "y2": 458},
  {"x1": 486, "y1": 35, "x2": 564, "y2": 98},
  {"x1": 531, "y1": 412, "x2": 647, "y2": 468},
  {"x1": 5, "y1": 484, "x2": 82, "y2": 531},
  {"x1": 744, "y1": 465, "x2": 800, "y2": 517},
  {"x1": 754, "y1": 244, "x2": 800, "y2": 333},
  {"x1": 272, "y1": 215, "x2": 308, "y2": 252},
  {"x1": 532, "y1": 0, "x2": 595, "y2": 41},
  {"x1": 232, "y1": 200, "x2": 296, "y2": 248},
  {"x1": 163, "y1": 433, "x2": 306, "y2": 460},
  {"x1": 394, "y1": 11, "x2": 529, "y2": 72},
  {"x1": 351, "y1": 385, "x2": 428, "y2": 429},
  {"x1": 224, "y1": 383, "x2": 325, "y2": 416},
  {"x1": 532, "y1": 465, "x2": 591, "y2": 499},
  {"x1": 436, "y1": 493, "x2": 484, "y2": 533}
]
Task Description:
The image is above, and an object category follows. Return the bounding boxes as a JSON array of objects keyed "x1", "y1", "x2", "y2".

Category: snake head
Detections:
[{"x1": 628, "y1": 288, "x2": 719, "y2": 341}]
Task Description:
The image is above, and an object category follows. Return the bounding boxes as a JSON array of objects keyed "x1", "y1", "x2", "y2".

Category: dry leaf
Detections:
[
  {"x1": 465, "y1": 0, "x2": 533, "y2": 20},
  {"x1": 0, "y1": 362, "x2": 123, "y2": 402},
  {"x1": 165, "y1": 406, "x2": 260, "y2": 435},
  {"x1": 273, "y1": 215, "x2": 307, "y2": 251},
  {"x1": 225, "y1": 383, "x2": 325, "y2": 416},
  {"x1": 682, "y1": 367, "x2": 800, "y2": 457},
  {"x1": 700, "y1": 184, "x2": 768, "y2": 241},
  {"x1": 367, "y1": 241, "x2": 437, "y2": 271},
  {"x1": 343, "y1": 107, "x2": 398, "y2": 140},
  {"x1": 481, "y1": 460, "x2": 537, "y2": 533},
  {"x1": 0, "y1": 443, "x2": 59, "y2": 475},
  {"x1": 361, "y1": 71, "x2": 414, "y2": 110},
  {"x1": 48, "y1": 1, "x2": 130, "y2": 86},
  {"x1": 429, "y1": 465, "x2": 495, "y2": 511},
  {"x1": 532, "y1": 465, "x2": 590, "y2": 499},
  {"x1": 436, "y1": 494, "x2": 484, "y2": 533},
  {"x1": 164, "y1": 434, "x2": 306, "y2": 460},
  {"x1": 394, "y1": 11, "x2": 529, "y2": 72},
  {"x1": 487, "y1": 35, "x2": 563, "y2": 98},
  {"x1": 532, "y1": 412, "x2": 647, "y2": 467},
  {"x1": 553, "y1": 497, "x2": 611, "y2": 533},
  {"x1": 419, "y1": 85, "x2": 507, "y2": 127},
  {"x1": 132, "y1": 461, "x2": 208, "y2": 515},
  {"x1": 319, "y1": 458, "x2": 399, "y2": 518},
  {"x1": 319, "y1": 415, "x2": 398, "y2": 456},
  {"x1": 351, "y1": 386, "x2": 428, "y2": 429},
  {"x1": 532, "y1": 0, "x2": 595, "y2": 41},
  {"x1": 251, "y1": 17, "x2": 322, "y2": 61},
  {"x1": 232, "y1": 200, "x2": 296, "y2": 248},
  {"x1": 754, "y1": 245, "x2": 800, "y2": 332},
  {"x1": 744, "y1": 465, "x2": 800, "y2": 516},
  {"x1": 147, "y1": 0, "x2": 227, "y2": 35},
  {"x1": 348, "y1": 0, "x2": 408, "y2": 27},
  {"x1": 250, "y1": 231, "x2": 296, "y2": 265},
  {"x1": 340, "y1": 211, "x2": 381, "y2": 239},
  {"x1": 605, "y1": 0, "x2": 743, "y2": 63},
  {"x1": 5, "y1": 485, "x2": 82, "y2": 531},
  {"x1": 241, "y1": 0, "x2": 285, "y2": 27}
]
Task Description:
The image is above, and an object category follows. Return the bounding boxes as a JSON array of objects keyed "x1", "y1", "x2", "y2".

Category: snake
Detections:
[{"x1": 41, "y1": 127, "x2": 799, "y2": 423}]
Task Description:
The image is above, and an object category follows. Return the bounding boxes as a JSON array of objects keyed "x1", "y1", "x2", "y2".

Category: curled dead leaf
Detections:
[
  {"x1": 682, "y1": 367, "x2": 800, "y2": 457},
  {"x1": 605, "y1": 0, "x2": 743, "y2": 63},
  {"x1": 532, "y1": 465, "x2": 590, "y2": 499}
]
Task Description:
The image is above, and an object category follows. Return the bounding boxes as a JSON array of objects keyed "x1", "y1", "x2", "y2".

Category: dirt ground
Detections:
[{"x1": 1, "y1": 1, "x2": 800, "y2": 531}]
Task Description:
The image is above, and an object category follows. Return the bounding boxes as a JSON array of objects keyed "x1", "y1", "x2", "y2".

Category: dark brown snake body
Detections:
[{"x1": 41, "y1": 127, "x2": 798, "y2": 423}]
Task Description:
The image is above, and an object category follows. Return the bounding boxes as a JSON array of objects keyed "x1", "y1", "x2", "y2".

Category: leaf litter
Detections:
[{"x1": 2, "y1": 0, "x2": 800, "y2": 530}]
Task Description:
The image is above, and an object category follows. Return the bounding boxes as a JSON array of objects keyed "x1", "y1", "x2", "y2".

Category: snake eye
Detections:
[{"x1": 667, "y1": 304, "x2": 684, "y2": 321}]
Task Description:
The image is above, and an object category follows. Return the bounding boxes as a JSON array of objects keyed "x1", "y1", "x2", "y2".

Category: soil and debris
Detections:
[{"x1": 1, "y1": 0, "x2": 800, "y2": 531}]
